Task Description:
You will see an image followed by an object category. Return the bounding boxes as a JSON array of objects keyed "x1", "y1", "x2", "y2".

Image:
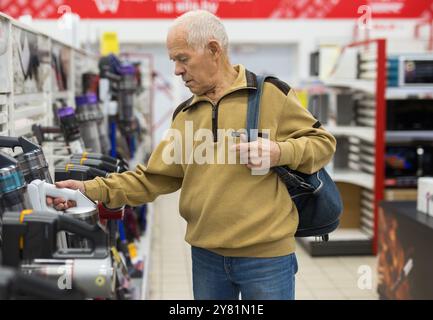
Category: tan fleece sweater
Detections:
[{"x1": 84, "y1": 65, "x2": 336, "y2": 257}]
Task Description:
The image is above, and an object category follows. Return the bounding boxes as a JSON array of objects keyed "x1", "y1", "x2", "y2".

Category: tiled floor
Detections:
[{"x1": 148, "y1": 191, "x2": 378, "y2": 300}]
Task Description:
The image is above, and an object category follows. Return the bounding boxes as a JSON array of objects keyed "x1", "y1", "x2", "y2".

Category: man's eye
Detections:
[{"x1": 179, "y1": 57, "x2": 188, "y2": 63}]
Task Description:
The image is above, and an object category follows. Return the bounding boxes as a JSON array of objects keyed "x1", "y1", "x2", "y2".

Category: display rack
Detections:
[
  {"x1": 300, "y1": 39, "x2": 386, "y2": 256},
  {"x1": 384, "y1": 53, "x2": 433, "y2": 196},
  {"x1": 0, "y1": 12, "x2": 100, "y2": 170},
  {"x1": 0, "y1": 12, "x2": 155, "y2": 299}
]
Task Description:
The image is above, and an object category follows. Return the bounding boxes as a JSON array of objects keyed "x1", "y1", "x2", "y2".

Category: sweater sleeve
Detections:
[
  {"x1": 83, "y1": 137, "x2": 183, "y2": 208},
  {"x1": 275, "y1": 89, "x2": 336, "y2": 174}
]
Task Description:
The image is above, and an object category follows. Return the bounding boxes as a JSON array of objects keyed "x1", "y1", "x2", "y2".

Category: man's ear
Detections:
[{"x1": 207, "y1": 40, "x2": 221, "y2": 58}]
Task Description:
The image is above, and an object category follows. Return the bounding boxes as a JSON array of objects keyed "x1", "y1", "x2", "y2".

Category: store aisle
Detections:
[
  {"x1": 149, "y1": 191, "x2": 193, "y2": 299},
  {"x1": 149, "y1": 192, "x2": 378, "y2": 300}
]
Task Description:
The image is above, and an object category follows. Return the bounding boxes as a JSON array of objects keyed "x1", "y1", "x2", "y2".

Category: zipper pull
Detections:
[
  {"x1": 211, "y1": 105, "x2": 216, "y2": 119},
  {"x1": 211, "y1": 105, "x2": 217, "y2": 143}
]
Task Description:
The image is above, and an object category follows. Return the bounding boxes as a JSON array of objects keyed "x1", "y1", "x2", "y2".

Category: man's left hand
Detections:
[{"x1": 231, "y1": 134, "x2": 281, "y2": 169}]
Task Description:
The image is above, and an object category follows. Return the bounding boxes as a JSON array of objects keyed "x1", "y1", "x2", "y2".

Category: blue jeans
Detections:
[{"x1": 191, "y1": 246, "x2": 298, "y2": 300}]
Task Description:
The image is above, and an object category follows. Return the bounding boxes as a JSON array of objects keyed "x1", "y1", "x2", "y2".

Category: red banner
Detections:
[{"x1": 1, "y1": 0, "x2": 432, "y2": 20}]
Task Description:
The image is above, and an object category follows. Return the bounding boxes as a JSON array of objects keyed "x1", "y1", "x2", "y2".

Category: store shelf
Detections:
[
  {"x1": 386, "y1": 87, "x2": 433, "y2": 99},
  {"x1": 386, "y1": 130, "x2": 433, "y2": 142},
  {"x1": 322, "y1": 79, "x2": 430, "y2": 101},
  {"x1": 332, "y1": 169, "x2": 374, "y2": 190},
  {"x1": 13, "y1": 92, "x2": 45, "y2": 104},
  {"x1": 14, "y1": 104, "x2": 46, "y2": 120},
  {"x1": 0, "y1": 112, "x2": 8, "y2": 124},
  {"x1": 13, "y1": 119, "x2": 35, "y2": 137},
  {"x1": 140, "y1": 203, "x2": 153, "y2": 300},
  {"x1": 130, "y1": 203, "x2": 154, "y2": 300},
  {"x1": 327, "y1": 126, "x2": 375, "y2": 143},
  {"x1": 327, "y1": 228, "x2": 372, "y2": 240},
  {"x1": 324, "y1": 79, "x2": 375, "y2": 95},
  {"x1": 52, "y1": 91, "x2": 71, "y2": 100},
  {"x1": 297, "y1": 228, "x2": 373, "y2": 256},
  {"x1": 0, "y1": 95, "x2": 7, "y2": 105}
]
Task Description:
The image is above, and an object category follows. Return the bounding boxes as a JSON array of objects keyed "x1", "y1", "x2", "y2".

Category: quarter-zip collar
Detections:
[{"x1": 182, "y1": 64, "x2": 257, "y2": 112}]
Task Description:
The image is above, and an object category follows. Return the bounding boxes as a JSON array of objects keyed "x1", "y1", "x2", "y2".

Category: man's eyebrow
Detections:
[{"x1": 172, "y1": 54, "x2": 187, "y2": 60}]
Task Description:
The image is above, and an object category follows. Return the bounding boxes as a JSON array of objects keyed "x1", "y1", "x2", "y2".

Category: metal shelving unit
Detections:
[
  {"x1": 0, "y1": 13, "x2": 153, "y2": 299},
  {"x1": 300, "y1": 39, "x2": 386, "y2": 256}
]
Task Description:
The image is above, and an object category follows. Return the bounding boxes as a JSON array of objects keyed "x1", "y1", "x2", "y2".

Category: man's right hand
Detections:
[{"x1": 46, "y1": 179, "x2": 85, "y2": 210}]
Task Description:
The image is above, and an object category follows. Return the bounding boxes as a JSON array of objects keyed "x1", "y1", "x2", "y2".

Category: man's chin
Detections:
[{"x1": 188, "y1": 87, "x2": 204, "y2": 95}]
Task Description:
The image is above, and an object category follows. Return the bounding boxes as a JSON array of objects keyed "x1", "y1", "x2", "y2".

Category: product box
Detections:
[{"x1": 417, "y1": 177, "x2": 433, "y2": 217}]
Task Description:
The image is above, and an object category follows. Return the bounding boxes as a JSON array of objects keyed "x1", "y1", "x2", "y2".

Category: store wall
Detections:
[
  {"x1": 31, "y1": 18, "x2": 429, "y2": 76},
  {"x1": 120, "y1": 42, "x2": 298, "y2": 143},
  {"x1": 29, "y1": 18, "x2": 430, "y2": 142}
]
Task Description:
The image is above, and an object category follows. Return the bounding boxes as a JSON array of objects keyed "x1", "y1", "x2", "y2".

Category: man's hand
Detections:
[
  {"x1": 46, "y1": 179, "x2": 85, "y2": 210},
  {"x1": 231, "y1": 134, "x2": 281, "y2": 170}
]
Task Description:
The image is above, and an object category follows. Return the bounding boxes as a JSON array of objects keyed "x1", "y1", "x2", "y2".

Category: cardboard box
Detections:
[
  {"x1": 336, "y1": 182, "x2": 362, "y2": 228},
  {"x1": 417, "y1": 178, "x2": 433, "y2": 217}
]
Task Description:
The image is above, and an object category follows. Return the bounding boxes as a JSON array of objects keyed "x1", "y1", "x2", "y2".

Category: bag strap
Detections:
[
  {"x1": 246, "y1": 75, "x2": 266, "y2": 142},
  {"x1": 246, "y1": 75, "x2": 306, "y2": 189}
]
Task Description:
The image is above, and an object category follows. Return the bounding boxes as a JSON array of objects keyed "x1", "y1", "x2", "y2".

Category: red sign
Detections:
[{"x1": 1, "y1": 0, "x2": 432, "y2": 19}]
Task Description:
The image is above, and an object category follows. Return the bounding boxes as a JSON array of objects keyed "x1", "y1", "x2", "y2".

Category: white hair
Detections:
[{"x1": 170, "y1": 10, "x2": 229, "y2": 52}]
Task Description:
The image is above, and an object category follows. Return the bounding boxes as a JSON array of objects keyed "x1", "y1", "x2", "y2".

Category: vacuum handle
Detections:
[
  {"x1": 27, "y1": 180, "x2": 96, "y2": 212},
  {"x1": 0, "y1": 151, "x2": 18, "y2": 167},
  {"x1": 40, "y1": 126, "x2": 62, "y2": 134},
  {"x1": 0, "y1": 136, "x2": 40, "y2": 153},
  {"x1": 72, "y1": 153, "x2": 118, "y2": 165},
  {"x1": 56, "y1": 215, "x2": 108, "y2": 255},
  {"x1": 0, "y1": 136, "x2": 20, "y2": 149},
  {"x1": 44, "y1": 183, "x2": 80, "y2": 201}
]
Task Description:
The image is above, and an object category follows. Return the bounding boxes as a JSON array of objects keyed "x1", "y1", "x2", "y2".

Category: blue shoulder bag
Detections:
[{"x1": 246, "y1": 75, "x2": 343, "y2": 241}]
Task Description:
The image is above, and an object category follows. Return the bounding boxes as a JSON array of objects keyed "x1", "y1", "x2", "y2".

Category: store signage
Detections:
[{"x1": 1, "y1": 0, "x2": 432, "y2": 19}]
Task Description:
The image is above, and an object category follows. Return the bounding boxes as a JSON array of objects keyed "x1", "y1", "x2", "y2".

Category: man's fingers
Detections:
[
  {"x1": 55, "y1": 181, "x2": 68, "y2": 188},
  {"x1": 231, "y1": 142, "x2": 250, "y2": 152},
  {"x1": 46, "y1": 197, "x2": 53, "y2": 206},
  {"x1": 67, "y1": 200, "x2": 76, "y2": 208},
  {"x1": 55, "y1": 180, "x2": 78, "y2": 190},
  {"x1": 53, "y1": 197, "x2": 66, "y2": 206},
  {"x1": 55, "y1": 203, "x2": 66, "y2": 210},
  {"x1": 247, "y1": 159, "x2": 263, "y2": 168}
]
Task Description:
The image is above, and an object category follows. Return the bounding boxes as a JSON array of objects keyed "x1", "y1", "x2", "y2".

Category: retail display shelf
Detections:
[
  {"x1": 324, "y1": 79, "x2": 375, "y2": 95},
  {"x1": 332, "y1": 169, "x2": 374, "y2": 190},
  {"x1": 0, "y1": 112, "x2": 8, "y2": 124},
  {"x1": 13, "y1": 119, "x2": 35, "y2": 137},
  {"x1": 327, "y1": 126, "x2": 374, "y2": 143},
  {"x1": 0, "y1": 13, "x2": 154, "y2": 300},
  {"x1": 52, "y1": 91, "x2": 71, "y2": 100},
  {"x1": 0, "y1": 95, "x2": 7, "y2": 105},
  {"x1": 297, "y1": 228, "x2": 373, "y2": 256},
  {"x1": 325, "y1": 228, "x2": 371, "y2": 241},
  {"x1": 130, "y1": 203, "x2": 154, "y2": 300},
  {"x1": 14, "y1": 104, "x2": 46, "y2": 120},
  {"x1": 140, "y1": 203, "x2": 154, "y2": 300},
  {"x1": 386, "y1": 130, "x2": 433, "y2": 142},
  {"x1": 386, "y1": 87, "x2": 433, "y2": 99},
  {"x1": 13, "y1": 92, "x2": 46, "y2": 104}
]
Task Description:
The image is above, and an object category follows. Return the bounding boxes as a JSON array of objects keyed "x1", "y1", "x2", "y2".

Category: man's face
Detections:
[{"x1": 167, "y1": 29, "x2": 217, "y2": 95}]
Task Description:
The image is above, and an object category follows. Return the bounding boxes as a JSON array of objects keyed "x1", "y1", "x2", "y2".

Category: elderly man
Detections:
[{"x1": 52, "y1": 10, "x2": 336, "y2": 300}]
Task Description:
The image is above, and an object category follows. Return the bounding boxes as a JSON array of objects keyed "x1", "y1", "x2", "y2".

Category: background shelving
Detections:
[
  {"x1": 0, "y1": 12, "x2": 154, "y2": 299},
  {"x1": 299, "y1": 39, "x2": 386, "y2": 256}
]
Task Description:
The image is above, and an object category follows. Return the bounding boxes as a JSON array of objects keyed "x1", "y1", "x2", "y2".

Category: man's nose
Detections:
[{"x1": 174, "y1": 62, "x2": 185, "y2": 76}]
